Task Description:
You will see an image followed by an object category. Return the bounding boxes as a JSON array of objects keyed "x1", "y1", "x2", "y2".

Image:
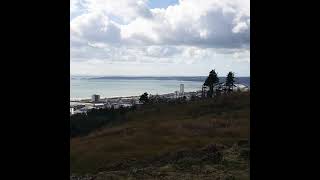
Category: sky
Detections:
[{"x1": 70, "y1": 0, "x2": 250, "y2": 76}]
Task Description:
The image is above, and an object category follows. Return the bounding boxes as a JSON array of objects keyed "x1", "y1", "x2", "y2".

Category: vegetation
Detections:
[
  {"x1": 204, "y1": 69, "x2": 219, "y2": 98},
  {"x1": 70, "y1": 92, "x2": 250, "y2": 179},
  {"x1": 70, "y1": 107, "x2": 135, "y2": 137},
  {"x1": 139, "y1": 92, "x2": 149, "y2": 104},
  {"x1": 226, "y1": 72, "x2": 236, "y2": 92},
  {"x1": 71, "y1": 95, "x2": 197, "y2": 138},
  {"x1": 70, "y1": 69, "x2": 249, "y2": 179}
]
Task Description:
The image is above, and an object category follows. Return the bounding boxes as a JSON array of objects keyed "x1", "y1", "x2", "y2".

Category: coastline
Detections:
[
  {"x1": 70, "y1": 92, "x2": 191, "y2": 102},
  {"x1": 70, "y1": 95, "x2": 142, "y2": 102},
  {"x1": 70, "y1": 83, "x2": 249, "y2": 102}
]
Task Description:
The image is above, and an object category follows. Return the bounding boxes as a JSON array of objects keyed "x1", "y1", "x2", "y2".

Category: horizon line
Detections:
[{"x1": 70, "y1": 75, "x2": 251, "y2": 77}]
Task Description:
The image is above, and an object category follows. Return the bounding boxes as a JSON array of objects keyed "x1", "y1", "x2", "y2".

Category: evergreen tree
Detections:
[
  {"x1": 204, "y1": 69, "x2": 219, "y2": 97},
  {"x1": 225, "y1": 72, "x2": 235, "y2": 92},
  {"x1": 139, "y1": 92, "x2": 149, "y2": 104}
]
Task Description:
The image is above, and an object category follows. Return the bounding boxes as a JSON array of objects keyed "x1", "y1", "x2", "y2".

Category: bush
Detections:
[{"x1": 70, "y1": 107, "x2": 134, "y2": 137}]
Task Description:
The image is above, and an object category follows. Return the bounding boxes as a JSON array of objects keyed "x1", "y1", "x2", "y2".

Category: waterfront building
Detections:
[
  {"x1": 70, "y1": 107, "x2": 74, "y2": 115},
  {"x1": 93, "y1": 103, "x2": 104, "y2": 109},
  {"x1": 91, "y1": 94, "x2": 100, "y2": 102},
  {"x1": 180, "y1": 84, "x2": 184, "y2": 95}
]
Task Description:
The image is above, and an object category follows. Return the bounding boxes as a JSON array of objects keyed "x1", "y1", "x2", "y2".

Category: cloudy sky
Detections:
[{"x1": 70, "y1": 0, "x2": 250, "y2": 76}]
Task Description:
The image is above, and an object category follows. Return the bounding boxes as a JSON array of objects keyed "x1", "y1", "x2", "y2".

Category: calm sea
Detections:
[{"x1": 70, "y1": 76, "x2": 250, "y2": 99}]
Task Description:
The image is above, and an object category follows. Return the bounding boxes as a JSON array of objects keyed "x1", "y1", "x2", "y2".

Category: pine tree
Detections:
[
  {"x1": 225, "y1": 72, "x2": 235, "y2": 92},
  {"x1": 204, "y1": 69, "x2": 219, "y2": 97}
]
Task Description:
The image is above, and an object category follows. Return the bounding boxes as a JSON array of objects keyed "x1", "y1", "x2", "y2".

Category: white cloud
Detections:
[
  {"x1": 70, "y1": 0, "x2": 250, "y2": 76},
  {"x1": 71, "y1": 0, "x2": 250, "y2": 47},
  {"x1": 232, "y1": 21, "x2": 249, "y2": 33},
  {"x1": 231, "y1": 49, "x2": 250, "y2": 63},
  {"x1": 81, "y1": 0, "x2": 152, "y2": 23},
  {"x1": 71, "y1": 12, "x2": 121, "y2": 44}
]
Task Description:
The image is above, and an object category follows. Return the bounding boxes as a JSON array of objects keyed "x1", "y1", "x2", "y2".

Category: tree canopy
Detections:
[
  {"x1": 225, "y1": 72, "x2": 235, "y2": 92},
  {"x1": 204, "y1": 69, "x2": 219, "y2": 97},
  {"x1": 139, "y1": 92, "x2": 149, "y2": 104}
]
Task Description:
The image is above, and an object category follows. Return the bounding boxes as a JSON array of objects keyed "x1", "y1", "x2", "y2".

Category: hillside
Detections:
[{"x1": 70, "y1": 92, "x2": 250, "y2": 179}]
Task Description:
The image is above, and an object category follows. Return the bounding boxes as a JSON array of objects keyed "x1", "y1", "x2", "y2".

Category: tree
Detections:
[
  {"x1": 225, "y1": 72, "x2": 235, "y2": 92},
  {"x1": 204, "y1": 69, "x2": 219, "y2": 97},
  {"x1": 183, "y1": 96, "x2": 187, "y2": 102},
  {"x1": 139, "y1": 92, "x2": 149, "y2": 104},
  {"x1": 190, "y1": 94, "x2": 197, "y2": 101}
]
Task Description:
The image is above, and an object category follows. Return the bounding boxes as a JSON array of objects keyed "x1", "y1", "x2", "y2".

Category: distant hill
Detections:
[
  {"x1": 88, "y1": 76, "x2": 207, "y2": 81},
  {"x1": 85, "y1": 76, "x2": 250, "y2": 86}
]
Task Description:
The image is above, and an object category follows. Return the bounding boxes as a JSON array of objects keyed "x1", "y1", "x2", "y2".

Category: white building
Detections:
[
  {"x1": 70, "y1": 107, "x2": 74, "y2": 115},
  {"x1": 120, "y1": 103, "x2": 132, "y2": 108},
  {"x1": 74, "y1": 109, "x2": 86, "y2": 115},
  {"x1": 111, "y1": 103, "x2": 120, "y2": 109},
  {"x1": 174, "y1": 91, "x2": 179, "y2": 98},
  {"x1": 234, "y1": 84, "x2": 250, "y2": 92},
  {"x1": 180, "y1": 84, "x2": 184, "y2": 95},
  {"x1": 93, "y1": 103, "x2": 104, "y2": 109},
  {"x1": 91, "y1": 94, "x2": 100, "y2": 102},
  {"x1": 104, "y1": 102, "x2": 112, "y2": 109}
]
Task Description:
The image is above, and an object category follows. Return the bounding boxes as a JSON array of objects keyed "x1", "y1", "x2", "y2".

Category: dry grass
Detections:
[{"x1": 70, "y1": 92, "x2": 250, "y2": 175}]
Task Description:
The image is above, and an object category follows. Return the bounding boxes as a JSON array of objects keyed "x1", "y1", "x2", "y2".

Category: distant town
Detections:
[{"x1": 70, "y1": 83, "x2": 249, "y2": 116}]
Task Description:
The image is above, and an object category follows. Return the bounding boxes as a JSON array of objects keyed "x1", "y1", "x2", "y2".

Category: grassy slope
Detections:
[{"x1": 70, "y1": 92, "x2": 250, "y2": 179}]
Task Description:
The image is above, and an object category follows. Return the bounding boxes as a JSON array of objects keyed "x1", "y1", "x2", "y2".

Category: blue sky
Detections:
[
  {"x1": 70, "y1": 0, "x2": 250, "y2": 76},
  {"x1": 148, "y1": 0, "x2": 178, "y2": 8}
]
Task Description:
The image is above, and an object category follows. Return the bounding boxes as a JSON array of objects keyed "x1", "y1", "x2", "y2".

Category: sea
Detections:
[{"x1": 70, "y1": 76, "x2": 250, "y2": 100}]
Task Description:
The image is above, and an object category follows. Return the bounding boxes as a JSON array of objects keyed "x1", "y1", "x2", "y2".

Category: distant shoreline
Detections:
[
  {"x1": 70, "y1": 83, "x2": 249, "y2": 101},
  {"x1": 72, "y1": 76, "x2": 207, "y2": 82},
  {"x1": 70, "y1": 91, "x2": 198, "y2": 102},
  {"x1": 71, "y1": 76, "x2": 250, "y2": 82},
  {"x1": 70, "y1": 93, "x2": 174, "y2": 102},
  {"x1": 70, "y1": 95, "x2": 139, "y2": 102}
]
